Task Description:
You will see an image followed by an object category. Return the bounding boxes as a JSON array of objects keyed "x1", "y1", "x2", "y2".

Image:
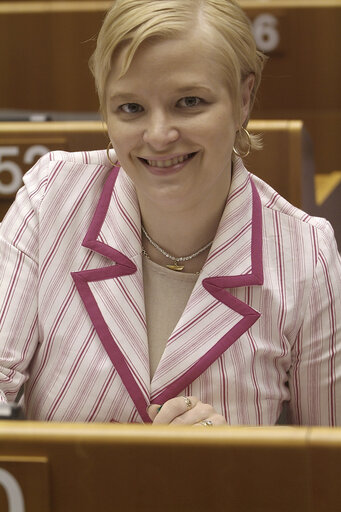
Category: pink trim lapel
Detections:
[{"x1": 72, "y1": 165, "x2": 150, "y2": 422}]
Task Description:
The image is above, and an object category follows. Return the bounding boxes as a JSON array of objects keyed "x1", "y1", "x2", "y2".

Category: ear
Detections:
[{"x1": 240, "y1": 74, "x2": 255, "y2": 125}]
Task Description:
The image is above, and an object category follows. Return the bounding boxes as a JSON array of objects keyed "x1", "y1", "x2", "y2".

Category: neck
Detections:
[{"x1": 139, "y1": 190, "x2": 228, "y2": 274}]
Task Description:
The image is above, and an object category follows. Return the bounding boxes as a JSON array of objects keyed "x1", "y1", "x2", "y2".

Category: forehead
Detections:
[{"x1": 106, "y1": 32, "x2": 228, "y2": 95}]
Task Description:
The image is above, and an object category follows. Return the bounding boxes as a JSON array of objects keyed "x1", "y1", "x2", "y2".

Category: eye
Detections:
[
  {"x1": 119, "y1": 103, "x2": 143, "y2": 114},
  {"x1": 177, "y1": 96, "x2": 203, "y2": 108}
]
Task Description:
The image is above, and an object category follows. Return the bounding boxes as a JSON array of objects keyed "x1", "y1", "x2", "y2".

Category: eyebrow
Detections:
[
  {"x1": 109, "y1": 93, "x2": 139, "y2": 103},
  {"x1": 175, "y1": 85, "x2": 214, "y2": 94},
  {"x1": 109, "y1": 85, "x2": 214, "y2": 103}
]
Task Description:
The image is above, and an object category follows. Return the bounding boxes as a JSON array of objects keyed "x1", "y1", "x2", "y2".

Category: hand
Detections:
[{"x1": 147, "y1": 396, "x2": 227, "y2": 426}]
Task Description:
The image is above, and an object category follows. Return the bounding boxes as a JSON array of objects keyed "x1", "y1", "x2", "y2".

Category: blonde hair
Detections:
[{"x1": 89, "y1": 0, "x2": 267, "y2": 155}]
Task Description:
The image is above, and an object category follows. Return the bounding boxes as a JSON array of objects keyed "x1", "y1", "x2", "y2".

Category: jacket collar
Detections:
[{"x1": 72, "y1": 158, "x2": 263, "y2": 421}]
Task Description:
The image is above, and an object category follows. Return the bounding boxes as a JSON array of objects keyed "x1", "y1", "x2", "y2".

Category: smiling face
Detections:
[{"x1": 105, "y1": 31, "x2": 251, "y2": 215}]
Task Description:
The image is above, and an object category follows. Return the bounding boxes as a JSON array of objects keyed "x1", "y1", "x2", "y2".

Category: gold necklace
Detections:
[
  {"x1": 142, "y1": 248, "x2": 202, "y2": 275},
  {"x1": 141, "y1": 225, "x2": 213, "y2": 272}
]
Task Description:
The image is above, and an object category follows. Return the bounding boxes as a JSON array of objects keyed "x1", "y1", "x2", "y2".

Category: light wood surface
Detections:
[
  {"x1": 1, "y1": 1, "x2": 341, "y2": 13},
  {"x1": 0, "y1": 421, "x2": 341, "y2": 512},
  {"x1": 246, "y1": 119, "x2": 305, "y2": 208},
  {"x1": 315, "y1": 171, "x2": 341, "y2": 205},
  {"x1": 0, "y1": 1, "x2": 111, "y2": 14}
]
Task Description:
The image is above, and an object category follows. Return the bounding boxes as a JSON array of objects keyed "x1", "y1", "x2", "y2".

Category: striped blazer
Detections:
[{"x1": 0, "y1": 150, "x2": 340, "y2": 425}]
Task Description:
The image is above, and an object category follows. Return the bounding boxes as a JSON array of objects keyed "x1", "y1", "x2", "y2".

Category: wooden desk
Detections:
[
  {"x1": 246, "y1": 119, "x2": 307, "y2": 209},
  {"x1": 0, "y1": 422, "x2": 341, "y2": 512},
  {"x1": 0, "y1": 121, "x2": 107, "y2": 219}
]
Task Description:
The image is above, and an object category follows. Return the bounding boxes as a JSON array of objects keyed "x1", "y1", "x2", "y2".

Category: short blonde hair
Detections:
[{"x1": 90, "y1": 0, "x2": 266, "y2": 155}]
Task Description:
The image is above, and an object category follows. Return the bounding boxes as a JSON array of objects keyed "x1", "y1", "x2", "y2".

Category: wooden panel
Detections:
[
  {"x1": 0, "y1": 421, "x2": 341, "y2": 512},
  {"x1": 246, "y1": 120, "x2": 304, "y2": 208},
  {"x1": 0, "y1": 457, "x2": 50, "y2": 512},
  {"x1": 0, "y1": 121, "x2": 108, "y2": 219},
  {"x1": 309, "y1": 428, "x2": 341, "y2": 512},
  {"x1": 1, "y1": 1, "x2": 340, "y2": 111},
  {"x1": 0, "y1": 8, "x2": 103, "y2": 111},
  {"x1": 0, "y1": 422, "x2": 309, "y2": 512},
  {"x1": 244, "y1": 3, "x2": 341, "y2": 110},
  {"x1": 242, "y1": 2, "x2": 341, "y2": 177}
]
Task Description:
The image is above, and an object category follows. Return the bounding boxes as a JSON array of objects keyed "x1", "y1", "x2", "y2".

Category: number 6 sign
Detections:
[{"x1": 252, "y1": 14, "x2": 280, "y2": 53}]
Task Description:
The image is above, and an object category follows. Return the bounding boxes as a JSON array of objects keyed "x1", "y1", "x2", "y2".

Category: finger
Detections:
[
  {"x1": 192, "y1": 414, "x2": 228, "y2": 427},
  {"x1": 153, "y1": 396, "x2": 198, "y2": 424},
  {"x1": 193, "y1": 419, "x2": 214, "y2": 427},
  {"x1": 147, "y1": 404, "x2": 162, "y2": 421},
  {"x1": 170, "y1": 402, "x2": 214, "y2": 425}
]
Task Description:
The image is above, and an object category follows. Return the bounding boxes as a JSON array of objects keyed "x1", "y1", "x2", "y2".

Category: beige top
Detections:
[{"x1": 142, "y1": 256, "x2": 198, "y2": 378}]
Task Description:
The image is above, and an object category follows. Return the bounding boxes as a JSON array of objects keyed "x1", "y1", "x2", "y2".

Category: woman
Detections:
[{"x1": 0, "y1": 0, "x2": 340, "y2": 425}]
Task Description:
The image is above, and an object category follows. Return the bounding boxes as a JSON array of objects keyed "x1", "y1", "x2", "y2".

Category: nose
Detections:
[{"x1": 142, "y1": 111, "x2": 179, "y2": 150}]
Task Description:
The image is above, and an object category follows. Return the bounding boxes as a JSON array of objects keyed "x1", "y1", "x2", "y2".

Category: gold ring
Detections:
[
  {"x1": 183, "y1": 396, "x2": 192, "y2": 409},
  {"x1": 200, "y1": 420, "x2": 213, "y2": 427}
]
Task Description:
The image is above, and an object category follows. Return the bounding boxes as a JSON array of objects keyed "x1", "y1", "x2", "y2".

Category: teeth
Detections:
[{"x1": 146, "y1": 154, "x2": 191, "y2": 168}]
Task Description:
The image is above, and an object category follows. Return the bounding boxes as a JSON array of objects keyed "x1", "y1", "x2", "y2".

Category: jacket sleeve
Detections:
[
  {"x1": 288, "y1": 220, "x2": 341, "y2": 425},
  {"x1": 0, "y1": 154, "x2": 50, "y2": 403}
]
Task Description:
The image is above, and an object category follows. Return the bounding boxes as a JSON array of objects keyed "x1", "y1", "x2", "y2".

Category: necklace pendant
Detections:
[{"x1": 167, "y1": 261, "x2": 184, "y2": 272}]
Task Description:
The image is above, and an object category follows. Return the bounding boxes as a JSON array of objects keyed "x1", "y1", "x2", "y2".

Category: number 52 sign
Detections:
[
  {"x1": 0, "y1": 145, "x2": 50, "y2": 198},
  {"x1": 0, "y1": 468, "x2": 25, "y2": 512},
  {"x1": 0, "y1": 459, "x2": 50, "y2": 512}
]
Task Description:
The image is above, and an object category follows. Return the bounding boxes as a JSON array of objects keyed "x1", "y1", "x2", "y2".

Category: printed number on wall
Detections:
[
  {"x1": 0, "y1": 145, "x2": 49, "y2": 196},
  {"x1": 0, "y1": 468, "x2": 25, "y2": 512},
  {"x1": 252, "y1": 14, "x2": 280, "y2": 53}
]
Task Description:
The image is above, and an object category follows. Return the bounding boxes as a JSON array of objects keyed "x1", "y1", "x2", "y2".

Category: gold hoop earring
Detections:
[
  {"x1": 106, "y1": 141, "x2": 117, "y2": 166},
  {"x1": 233, "y1": 126, "x2": 251, "y2": 158}
]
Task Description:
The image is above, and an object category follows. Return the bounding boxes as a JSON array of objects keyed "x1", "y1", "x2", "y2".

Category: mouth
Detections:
[{"x1": 138, "y1": 152, "x2": 197, "y2": 169}]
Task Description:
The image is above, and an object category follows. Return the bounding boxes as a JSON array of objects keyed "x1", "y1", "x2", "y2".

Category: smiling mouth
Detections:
[{"x1": 139, "y1": 152, "x2": 197, "y2": 168}]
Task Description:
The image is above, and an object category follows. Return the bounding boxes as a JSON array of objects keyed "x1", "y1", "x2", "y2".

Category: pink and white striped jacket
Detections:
[{"x1": 0, "y1": 150, "x2": 340, "y2": 425}]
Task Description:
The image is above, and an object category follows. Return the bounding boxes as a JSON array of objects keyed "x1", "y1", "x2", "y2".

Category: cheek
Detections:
[
  {"x1": 109, "y1": 123, "x2": 141, "y2": 155},
  {"x1": 109, "y1": 136, "x2": 125, "y2": 157},
  {"x1": 196, "y1": 109, "x2": 236, "y2": 144},
  {"x1": 202, "y1": 129, "x2": 235, "y2": 155},
  {"x1": 109, "y1": 130, "x2": 132, "y2": 157}
]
